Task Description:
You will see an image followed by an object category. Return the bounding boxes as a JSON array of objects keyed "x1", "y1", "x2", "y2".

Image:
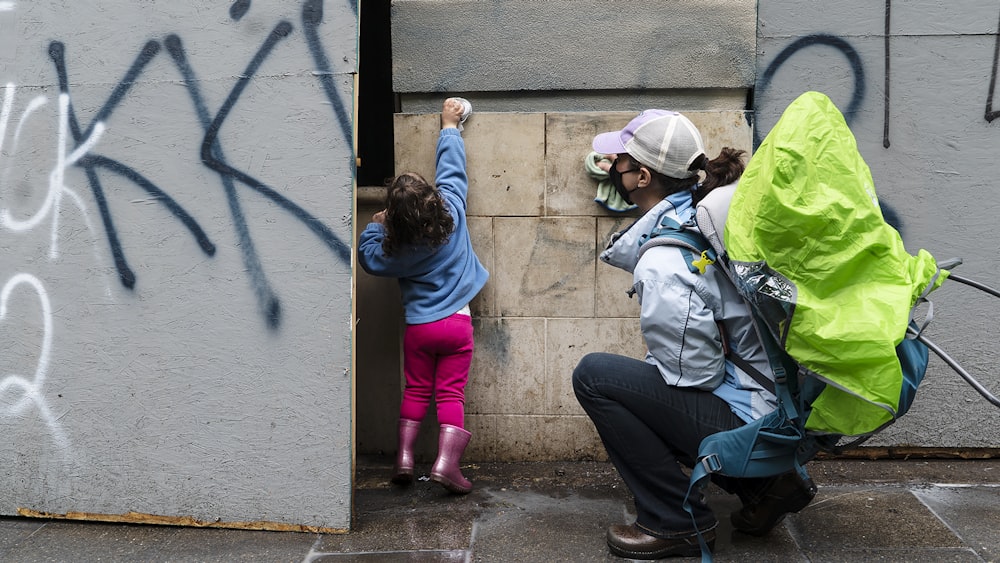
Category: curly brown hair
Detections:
[{"x1": 381, "y1": 172, "x2": 455, "y2": 256}]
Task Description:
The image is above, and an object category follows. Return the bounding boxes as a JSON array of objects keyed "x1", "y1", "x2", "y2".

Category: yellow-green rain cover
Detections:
[{"x1": 726, "y1": 91, "x2": 944, "y2": 436}]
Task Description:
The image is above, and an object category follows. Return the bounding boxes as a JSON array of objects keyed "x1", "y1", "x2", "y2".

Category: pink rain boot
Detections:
[
  {"x1": 391, "y1": 418, "x2": 421, "y2": 485},
  {"x1": 430, "y1": 424, "x2": 473, "y2": 494}
]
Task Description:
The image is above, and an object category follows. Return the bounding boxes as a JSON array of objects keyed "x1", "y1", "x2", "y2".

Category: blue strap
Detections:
[
  {"x1": 646, "y1": 218, "x2": 717, "y2": 274},
  {"x1": 683, "y1": 395, "x2": 811, "y2": 562},
  {"x1": 684, "y1": 460, "x2": 715, "y2": 563}
]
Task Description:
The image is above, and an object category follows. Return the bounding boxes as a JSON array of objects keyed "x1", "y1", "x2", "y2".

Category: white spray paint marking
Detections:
[
  {"x1": 0, "y1": 83, "x2": 15, "y2": 153},
  {"x1": 0, "y1": 273, "x2": 68, "y2": 450},
  {"x1": 1, "y1": 84, "x2": 50, "y2": 197},
  {"x1": 1, "y1": 85, "x2": 113, "y2": 304},
  {"x1": 0, "y1": 2, "x2": 14, "y2": 12},
  {"x1": 1, "y1": 93, "x2": 104, "y2": 259}
]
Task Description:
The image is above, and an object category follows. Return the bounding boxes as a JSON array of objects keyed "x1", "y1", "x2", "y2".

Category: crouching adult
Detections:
[{"x1": 573, "y1": 110, "x2": 816, "y2": 559}]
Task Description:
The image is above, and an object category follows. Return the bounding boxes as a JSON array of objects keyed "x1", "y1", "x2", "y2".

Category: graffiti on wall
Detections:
[
  {"x1": 757, "y1": 1, "x2": 1000, "y2": 146},
  {"x1": 757, "y1": 34, "x2": 865, "y2": 144},
  {"x1": 2, "y1": 0, "x2": 354, "y2": 329},
  {"x1": 0, "y1": 273, "x2": 68, "y2": 452},
  {"x1": 1, "y1": 0, "x2": 356, "y2": 450},
  {"x1": 986, "y1": 6, "x2": 1000, "y2": 123}
]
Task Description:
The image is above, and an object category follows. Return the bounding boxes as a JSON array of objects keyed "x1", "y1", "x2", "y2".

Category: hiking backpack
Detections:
[{"x1": 647, "y1": 92, "x2": 1000, "y2": 562}]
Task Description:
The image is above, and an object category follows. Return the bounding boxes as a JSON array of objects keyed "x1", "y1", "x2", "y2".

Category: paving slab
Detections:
[
  {"x1": 913, "y1": 485, "x2": 1000, "y2": 562},
  {"x1": 793, "y1": 487, "x2": 964, "y2": 550}
]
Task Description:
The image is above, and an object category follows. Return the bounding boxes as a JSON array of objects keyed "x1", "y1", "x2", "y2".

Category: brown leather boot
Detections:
[
  {"x1": 606, "y1": 523, "x2": 715, "y2": 559},
  {"x1": 731, "y1": 470, "x2": 817, "y2": 536}
]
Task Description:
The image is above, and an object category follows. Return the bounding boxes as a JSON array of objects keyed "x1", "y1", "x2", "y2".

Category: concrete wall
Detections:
[
  {"x1": 1, "y1": 1, "x2": 356, "y2": 530},
  {"x1": 377, "y1": 0, "x2": 1000, "y2": 460},
  {"x1": 391, "y1": 0, "x2": 755, "y2": 113},
  {"x1": 391, "y1": 0, "x2": 755, "y2": 114}
]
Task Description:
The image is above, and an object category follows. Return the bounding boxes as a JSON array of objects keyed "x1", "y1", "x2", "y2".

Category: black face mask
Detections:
[{"x1": 609, "y1": 162, "x2": 642, "y2": 205}]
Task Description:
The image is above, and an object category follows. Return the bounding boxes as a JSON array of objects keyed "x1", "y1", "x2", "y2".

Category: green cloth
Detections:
[
  {"x1": 725, "y1": 92, "x2": 945, "y2": 436},
  {"x1": 586, "y1": 151, "x2": 636, "y2": 212}
]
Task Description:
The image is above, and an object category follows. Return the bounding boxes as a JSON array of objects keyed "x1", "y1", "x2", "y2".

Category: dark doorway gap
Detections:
[{"x1": 357, "y1": 0, "x2": 395, "y2": 187}]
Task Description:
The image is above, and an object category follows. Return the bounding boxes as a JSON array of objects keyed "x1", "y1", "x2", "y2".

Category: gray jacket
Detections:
[{"x1": 600, "y1": 190, "x2": 778, "y2": 420}]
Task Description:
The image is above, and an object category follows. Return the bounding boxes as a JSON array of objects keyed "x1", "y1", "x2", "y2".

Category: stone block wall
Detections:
[
  {"x1": 364, "y1": 109, "x2": 752, "y2": 462},
  {"x1": 378, "y1": 0, "x2": 1000, "y2": 458},
  {"x1": 376, "y1": 0, "x2": 756, "y2": 460},
  {"x1": 369, "y1": 0, "x2": 759, "y2": 462}
]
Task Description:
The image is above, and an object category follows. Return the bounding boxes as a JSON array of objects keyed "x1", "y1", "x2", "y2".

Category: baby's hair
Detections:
[{"x1": 381, "y1": 172, "x2": 455, "y2": 256}]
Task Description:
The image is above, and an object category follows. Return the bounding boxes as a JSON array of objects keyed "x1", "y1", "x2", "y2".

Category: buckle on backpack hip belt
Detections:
[{"x1": 699, "y1": 454, "x2": 722, "y2": 474}]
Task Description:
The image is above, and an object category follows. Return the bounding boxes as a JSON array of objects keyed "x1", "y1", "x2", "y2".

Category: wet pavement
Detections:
[{"x1": 1, "y1": 456, "x2": 998, "y2": 562}]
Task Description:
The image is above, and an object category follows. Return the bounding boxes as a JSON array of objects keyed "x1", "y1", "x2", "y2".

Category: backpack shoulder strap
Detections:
[
  {"x1": 694, "y1": 183, "x2": 737, "y2": 259},
  {"x1": 639, "y1": 215, "x2": 717, "y2": 275}
]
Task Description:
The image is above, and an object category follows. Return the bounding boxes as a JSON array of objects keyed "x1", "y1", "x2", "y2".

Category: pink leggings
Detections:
[{"x1": 399, "y1": 312, "x2": 474, "y2": 428}]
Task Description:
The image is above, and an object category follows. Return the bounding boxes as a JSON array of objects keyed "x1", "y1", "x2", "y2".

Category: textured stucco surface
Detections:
[{"x1": 1, "y1": 1, "x2": 356, "y2": 529}]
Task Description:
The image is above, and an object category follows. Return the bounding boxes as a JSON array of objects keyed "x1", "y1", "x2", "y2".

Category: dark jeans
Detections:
[{"x1": 573, "y1": 352, "x2": 758, "y2": 537}]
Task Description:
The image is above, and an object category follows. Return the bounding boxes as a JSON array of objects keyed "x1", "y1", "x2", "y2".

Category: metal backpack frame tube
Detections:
[{"x1": 911, "y1": 268, "x2": 1000, "y2": 407}]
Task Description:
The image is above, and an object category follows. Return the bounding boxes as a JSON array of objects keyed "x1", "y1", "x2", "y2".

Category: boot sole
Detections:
[
  {"x1": 430, "y1": 473, "x2": 471, "y2": 494},
  {"x1": 391, "y1": 463, "x2": 414, "y2": 485},
  {"x1": 607, "y1": 540, "x2": 711, "y2": 559}
]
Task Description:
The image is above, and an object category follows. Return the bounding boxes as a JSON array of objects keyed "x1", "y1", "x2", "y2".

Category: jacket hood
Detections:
[{"x1": 600, "y1": 194, "x2": 692, "y2": 273}]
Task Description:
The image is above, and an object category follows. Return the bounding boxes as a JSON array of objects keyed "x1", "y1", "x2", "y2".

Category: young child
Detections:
[{"x1": 358, "y1": 98, "x2": 488, "y2": 494}]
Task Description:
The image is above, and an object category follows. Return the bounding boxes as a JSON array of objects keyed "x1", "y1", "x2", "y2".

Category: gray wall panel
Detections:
[{"x1": 1, "y1": 0, "x2": 356, "y2": 529}]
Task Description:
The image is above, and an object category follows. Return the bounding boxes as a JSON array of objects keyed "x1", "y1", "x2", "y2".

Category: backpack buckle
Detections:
[{"x1": 699, "y1": 454, "x2": 722, "y2": 474}]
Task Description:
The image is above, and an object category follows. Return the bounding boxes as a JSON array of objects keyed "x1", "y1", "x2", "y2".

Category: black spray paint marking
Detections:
[
  {"x1": 195, "y1": 21, "x2": 352, "y2": 326},
  {"x1": 884, "y1": 0, "x2": 892, "y2": 147},
  {"x1": 755, "y1": 34, "x2": 904, "y2": 234},
  {"x1": 230, "y1": 0, "x2": 251, "y2": 21},
  {"x1": 50, "y1": 40, "x2": 167, "y2": 289},
  {"x1": 50, "y1": 40, "x2": 216, "y2": 286},
  {"x1": 197, "y1": 21, "x2": 351, "y2": 263},
  {"x1": 756, "y1": 34, "x2": 866, "y2": 148},
  {"x1": 44, "y1": 0, "x2": 357, "y2": 327},
  {"x1": 165, "y1": 33, "x2": 282, "y2": 329},
  {"x1": 232, "y1": 0, "x2": 357, "y2": 21},
  {"x1": 302, "y1": 0, "x2": 354, "y2": 160},
  {"x1": 82, "y1": 154, "x2": 217, "y2": 257},
  {"x1": 986, "y1": 7, "x2": 1000, "y2": 123}
]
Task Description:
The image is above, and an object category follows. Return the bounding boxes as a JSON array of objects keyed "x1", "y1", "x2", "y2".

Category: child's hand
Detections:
[
  {"x1": 373, "y1": 209, "x2": 387, "y2": 224},
  {"x1": 441, "y1": 98, "x2": 464, "y2": 129}
]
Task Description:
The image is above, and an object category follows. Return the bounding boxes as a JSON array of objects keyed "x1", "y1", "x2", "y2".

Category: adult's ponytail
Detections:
[{"x1": 693, "y1": 147, "x2": 747, "y2": 204}]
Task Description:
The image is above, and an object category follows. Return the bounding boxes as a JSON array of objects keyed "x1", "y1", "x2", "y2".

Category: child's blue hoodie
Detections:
[{"x1": 358, "y1": 128, "x2": 489, "y2": 324}]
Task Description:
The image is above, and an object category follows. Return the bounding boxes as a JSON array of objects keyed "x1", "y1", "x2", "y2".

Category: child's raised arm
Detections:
[{"x1": 435, "y1": 98, "x2": 470, "y2": 203}]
